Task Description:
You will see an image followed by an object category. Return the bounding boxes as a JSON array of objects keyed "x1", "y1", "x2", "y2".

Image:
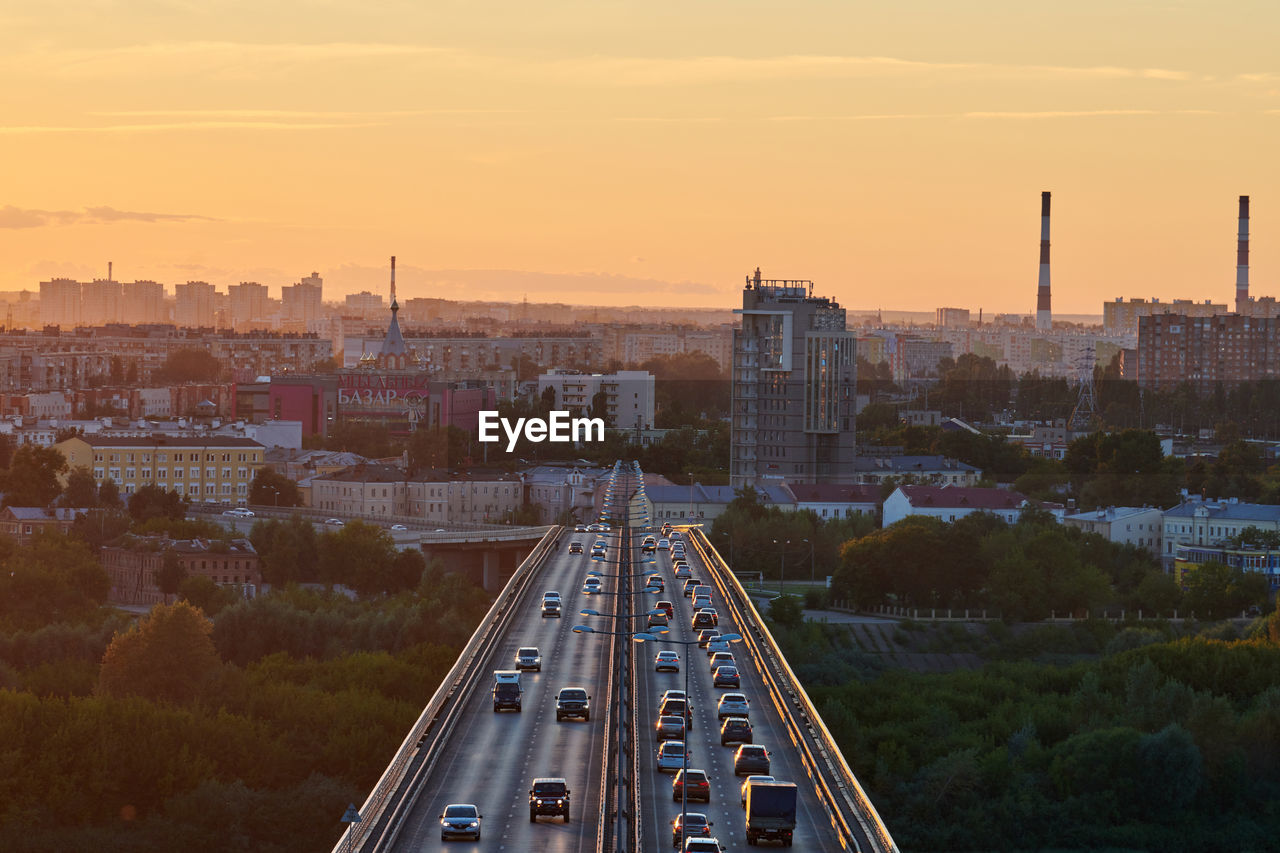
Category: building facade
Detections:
[
  {"x1": 1137, "y1": 313, "x2": 1280, "y2": 393},
  {"x1": 101, "y1": 537, "x2": 262, "y2": 606},
  {"x1": 54, "y1": 435, "x2": 265, "y2": 504},
  {"x1": 537, "y1": 370, "x2": 655, "y2": 430},
  {"x1": 731, "y1": 270, "x2": 857, "y2": 488},
  {"x1": 1062, "y1": 506, "x2": 1163, "y2": 557},
  {"x1": 882, "y1": 485, "x2": 1031, "y2": 528}
]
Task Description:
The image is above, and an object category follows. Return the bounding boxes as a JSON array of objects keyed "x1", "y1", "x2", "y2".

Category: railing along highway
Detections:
[
  {"x1": 689, "y1": 529, "x2": 899, "y2": 853},
  {"x1": 331, "y1": 525, "x2": 563, "y2": 853}
]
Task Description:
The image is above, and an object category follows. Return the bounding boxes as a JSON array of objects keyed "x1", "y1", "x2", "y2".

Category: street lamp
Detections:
[
  {"x1": 772, "y1": 539, "x2": 790, "y2": 596},
  {"x1": 801, "y1": 538, "x2": 815, "y2": 588},
  {"x1": 633, "y1": 629, "x2": 742, "y2": 848}
]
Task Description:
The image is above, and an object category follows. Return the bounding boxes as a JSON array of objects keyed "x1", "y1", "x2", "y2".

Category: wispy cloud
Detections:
[
  {"x1": 0, "y1": 121, "x2": 377, "y2": 135},
  {"x1": 89, "y1": 108, "x2": 524, "y2": 118},
  {"x1": 8, "y1": 41, "x2": 453, "y2": 79},
  {"x1": 0, "y1": 205, "x2": 217, "y2": 229},
  {"x1": 765, "y1": 109, "x2": 1219, "y2": 122}
]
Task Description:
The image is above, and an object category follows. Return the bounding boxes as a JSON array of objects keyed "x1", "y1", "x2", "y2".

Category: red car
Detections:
[{"x1": 672, "y1": 768, "x2": 711, "y2": 803}]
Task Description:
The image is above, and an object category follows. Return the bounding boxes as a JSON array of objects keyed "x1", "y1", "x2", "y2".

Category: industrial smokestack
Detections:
[
  {"x1": 1237, "y1": 196, "x2": 1249, "y2": 313},
  {"x1": 390, "y1": 255, "x2": 397, "y2": 306},
  {"x1": 1036, "y1": 191, "x2": 1052, "y2": 332},
  {"x1": 108, "y1": 261, "x2": 112, "y2": 282}
]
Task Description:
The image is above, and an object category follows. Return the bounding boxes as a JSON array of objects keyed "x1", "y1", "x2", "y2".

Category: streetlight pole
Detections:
[
  {"x1": 802, "y1": 537, "x2": 815, "y2": 588},
  {"x1": 772, "y1": 539, "x2": 789, "y2": 597}
]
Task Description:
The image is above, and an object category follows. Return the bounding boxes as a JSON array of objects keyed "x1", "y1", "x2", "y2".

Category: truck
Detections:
[
  {"x1": 492, "y1": 670, "x2": 522, "y2": 712},
  {"x1": 745, "y1": 780, "x2": 797, "y2": 846}
]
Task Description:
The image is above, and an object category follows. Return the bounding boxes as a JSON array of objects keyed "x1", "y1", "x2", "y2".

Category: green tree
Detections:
[
  {"x1": 317, "y1": 520, "x2": 401, "y2": 595},
  {"x1": 0, "y1": 445, "x2": 68, "y2": 507},
  {"x1": 98, "y1": 477, "x2": 122, "y2": 508},
  {"x1": 0, "y1": 532, "x2": 110, "y2": 629},
  {"x1": 60, "y1": 466, "x2": 100, "y2": 508},
  {"x1": 248, "y1": 468, "x2": 302, "y2": 507},
  {"x1": 249, "y1": 515, "x2": 320, "y2": 586},
  {"x1": 127, "y1": 484, "x2": 187, "y2": 523},
  {"x1": 154, "y1": 549, "x2": 187, "y2": 604},
  {"x1": 97, "y1": 600, "x2": 220, "y2": 704},
  {"x1": 177, "y1": 574, "x2": 239, "y2": 617}
]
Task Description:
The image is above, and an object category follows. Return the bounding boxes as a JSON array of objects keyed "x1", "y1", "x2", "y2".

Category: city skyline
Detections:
[{"x1": 3, "y1": 3, "x2": 1279, "y2": 312}]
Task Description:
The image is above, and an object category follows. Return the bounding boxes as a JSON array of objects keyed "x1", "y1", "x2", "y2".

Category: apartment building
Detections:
[
  {"x1": 1161, "y1": 497, "x2": 1280, "y2": 588},
  {"x1": 282, "y1": 273, "x2": 323, "y2": 331},
  {"x1": 1104, "y1": 298, "x2": 1226, "y2": 337},
  {"x1": 1137, "y1": 313, "x2": 1280, "y2": 393},
  {"x1": 228, "y1": 282, "x2": 271, "y2": 331},
  {"x1": 537, "y1": 369, "x2": 655, "y2": 430},
  {"x1": 54, "y1": 435, "x2": 264, "y2": 504},
  {"x1": 38, "y1": 278, "x2": 82, "y2": 327},
  {"x1": 1063, "y1": 505, "x2": 1163, "y2": 558},
  {"x1": 731, "y1": 269, "x2": 857, "y2": 488},
  {"x1": 311, "y1": 464, "x2": 523, "y2": 524},
  {"x1": 174, "y1": 281, "x2": 217, "y2": 328}
]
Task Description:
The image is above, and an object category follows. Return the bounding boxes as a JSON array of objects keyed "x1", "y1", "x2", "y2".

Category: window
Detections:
[
  {"x1": 93, "y1": 468, "x2": 104, "y2": 479},
  {"x1": 206, "y1": 468, "x2": 216, "y2": 479},
  {"x1": 109, "y1": 468, "x2": 121, "y2": 481},
  {"x1": 222, "y1": 468, "x2": 231, "y2": 479}
]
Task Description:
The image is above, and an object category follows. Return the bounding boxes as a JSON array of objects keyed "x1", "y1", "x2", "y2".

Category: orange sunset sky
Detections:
[{"x1": 2, "y1": 1, "x2": 1279, "y2": 314}]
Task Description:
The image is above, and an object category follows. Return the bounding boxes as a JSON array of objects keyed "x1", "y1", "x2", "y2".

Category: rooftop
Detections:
[{"x1": 894, "y1": 485, "x2": 1029, "y2": 510}]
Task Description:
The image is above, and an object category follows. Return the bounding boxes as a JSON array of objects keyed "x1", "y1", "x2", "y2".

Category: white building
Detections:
[
  {"x1": 1063, "y1": 506, "x2": 1163, "y2": 557},
  {"x1": 538, "y1": 369, "x2": 655, "y2": 431},
  {"x1": 882, "y1": 485, "x2": 1031, "y2": 528}
]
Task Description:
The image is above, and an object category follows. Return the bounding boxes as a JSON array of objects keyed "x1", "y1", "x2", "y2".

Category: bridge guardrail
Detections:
[
  {"x1": 332, "y1": 525, "x2": 563, "y2": 852},
  {"x1": 690, "y1": 529, "x2": 899, "y2": 853}
]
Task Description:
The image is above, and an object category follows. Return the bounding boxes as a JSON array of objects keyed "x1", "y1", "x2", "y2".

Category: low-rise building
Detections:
[
  {"x1": 882, "y1": 485, "x2": 1031, "y2": 527},
  {"x1": 786, "y1": 484, "x2": 880, "y2": 521},
  {"x1": 523, "y1": 465, "x2": 609, "y2": 525},
  {"x1": 644, "y1": 483, "x2": 795, "y2": 525},
  {"x1": 53, "y1": 434, "x2": 265, "y2": 504},
  {"x1": 1161, "y1": 497, "x2": 1280, "y2": 582},
  {"x1": 101, "y1": 537, "x2": 262, "y2": 606},
  {"x1": 310, "y1": 464, "x2": 523, "y2": 524},
  {"x1": 850, "y1": 455, "x2": 981, "y2": 487},
  {"x1": 0, "y1": 507, "x2": 88, "y2": 545},
  {"x1": 1062, "y1": 506, "x2": 1163, "y2": 557}
]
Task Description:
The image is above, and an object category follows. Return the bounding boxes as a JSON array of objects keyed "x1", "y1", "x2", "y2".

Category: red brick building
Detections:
[
  {"x1": 101, "y1": 537, "x2": 262, "y2": 606},
  {"x1": 1137, "y1": 313, "x2": 1280, "y2": 393}
]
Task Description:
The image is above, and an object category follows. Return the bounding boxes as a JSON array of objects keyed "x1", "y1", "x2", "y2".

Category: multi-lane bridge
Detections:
[{"x1": 333, "y1": 464, "x2": 896, "y2": 853}]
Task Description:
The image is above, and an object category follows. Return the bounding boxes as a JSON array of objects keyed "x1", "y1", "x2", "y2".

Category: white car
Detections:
[
  {"x1": 657, "y1": 538, "x2": 671, "y2": 550},
  {"x1": 656, "y1": 740, "x2": 690, "y2": 772},
  {"x1": 654, "y1": 650, "x2": 680, "y2": 672},
  {"x1": 389, "y1": 523, "x2": 408, "y2": 531},
  {"x1": 324, "y1": 518, "x2": 343, "y2": 526},
  {"x1": 439, "y1": 803, "x2": 483, "y2": 842},
  {"x1": 717, "y1": 693, "x2": 750, "y2": 719},
  {"x1": 583, "y1": 577, "x2": 603, "y2": 594}
]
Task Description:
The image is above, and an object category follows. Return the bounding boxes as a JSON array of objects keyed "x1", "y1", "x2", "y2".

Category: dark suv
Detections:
[
  {"x1": 720, "y1": 716, "x2": 753, "y2": 745},
  {"x1": 528, "y1": 777, "x2": 571, "y2": 822},
  {"x1": 556, "y1": 687, "x2": 591, "y2": 722}
]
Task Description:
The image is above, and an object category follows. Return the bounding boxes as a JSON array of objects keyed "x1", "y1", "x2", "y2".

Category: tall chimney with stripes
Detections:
[
  {"x1": 1236, "y1": 195, "x2": 1250, "y2": 313},
  {"x1": 1036, "y1": 191, "x2": 1052, "y2": 332}
]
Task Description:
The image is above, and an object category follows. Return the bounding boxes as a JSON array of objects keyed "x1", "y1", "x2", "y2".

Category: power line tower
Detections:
[{"x1": 1068, "y1": 351, "x2": 1098, "y2": 433}]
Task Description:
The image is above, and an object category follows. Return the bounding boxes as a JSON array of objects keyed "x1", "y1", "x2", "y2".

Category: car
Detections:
[
  {"x1": 656, "y1": 739, "x2": 690, "y2": 772},
  {"x1": 683, "y1": 579, "x2": 702, "y2": 597},
  {"x1": 669, "y1": 530, "x2": 683, "y2": 540},
  {"x1": 574, "y1": 525, "x2": 587, "y2": 532},
  {"x1": 713, "y1": 665, "x2": 740, "y2": 689},
  {"x1": 647, "y1": 574, "x2": 665, "y2": 592},
  {"x1": 555, "y1": 687, "x2": 590, "y2": 721},
  {"x1": 568, "y1": 542, "x2": 584, "y2": 554},
  {"x1": 324, "y1": 518, "x2": 343, "y2": 526},
  {"x1": 583, "y1": 577, "x2": 603, "y2": 594},
  {"x1": 718, "y1": 693, "x2": 750, "y2": 719},
  {"x1": 705, "y1": 638, "x2": 731, "y2": 656},
  {"x1": 643, "y1": 537, "x2": 657, "y2": 553},
  {"x1": 709, "y1": 651, "x2": 735, "y2": 672},
  {"x1": 696, "y1": 607, "x2": 718, "y2": 626},
  {"x1": 733, "y1": 744, "x2": 771, "y2": 776},
  {"x1": 588, "y1": 523, "x2": 604, "y2": 532},
  {"x1": 654, "y1": 650, "x2": 680, "y2": 672},
  {"x1": 682, "y1": 838, "x2": 724, "y2": 853},
  {"x1": 515, "y1": 646, "x2": 542, "y2": 672},
  {"x1": 697, "y1": 629, "x2": 721, "y2": 648},
  {"x1": 672, "y1": 768, "x2": 711, "y2": 802},
  {"x1": 542, "y1": 599, "x2": 561, "y2": 618},
  {"x1": 671, "y1": 544, "x2": 686, "y2": 556},
  {"x1": 658, "y1": 538, "x2": 671, "y2": 550},
  {"x1": 658, "y1": 696, "x2": 693, "y2": 730},
  {"x1": 740, "y1": 775, "x2": 775, "y2": 807},
  {"x1": 692, "y1": 584, "x2": 712, "y2": 599},
  {"x1": 671, "y1": 812, "x2": 714, "y2": 848},
  {"x1": 655, "y1": 714, "x2": 686, "y2": 741},
  {"x1": 528, "y1": 777, "x2": 571, "y2": 822},
  {"x1": 660, "y1": 689, "x2": 687, "y2": 704},
  {"x1": 656, "y1": 600, "x2": 675, "y2": 619},
  {"x1": 674, "y1": 564, "x2": 692, "y2": 579},
  {"x1": 720, "y1": 716, "x2": 753, "y2": 745},
  {"x1": 221, "y1": 508, "x2": 254, "y2": 518},
  {"x1": 691, "y1": 611, "x2": 716, "y2": 630},
  {"x1": 439, "y1": 803, "x2": 483, "y2": 841},
  {"x1": 544, "y1": 590, "x2": 562, "y2": 601},
  {"x1": 389, "y1": 523, "x2": 407, "y2": 530},
  {"x1": 647, "y1": 611, "x2": 670, "y2": 630}
]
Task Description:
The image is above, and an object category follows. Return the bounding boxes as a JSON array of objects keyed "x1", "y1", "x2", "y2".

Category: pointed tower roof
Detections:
[{"x1": 380, "y1": 255, "x2": 409, "y2": 358}]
